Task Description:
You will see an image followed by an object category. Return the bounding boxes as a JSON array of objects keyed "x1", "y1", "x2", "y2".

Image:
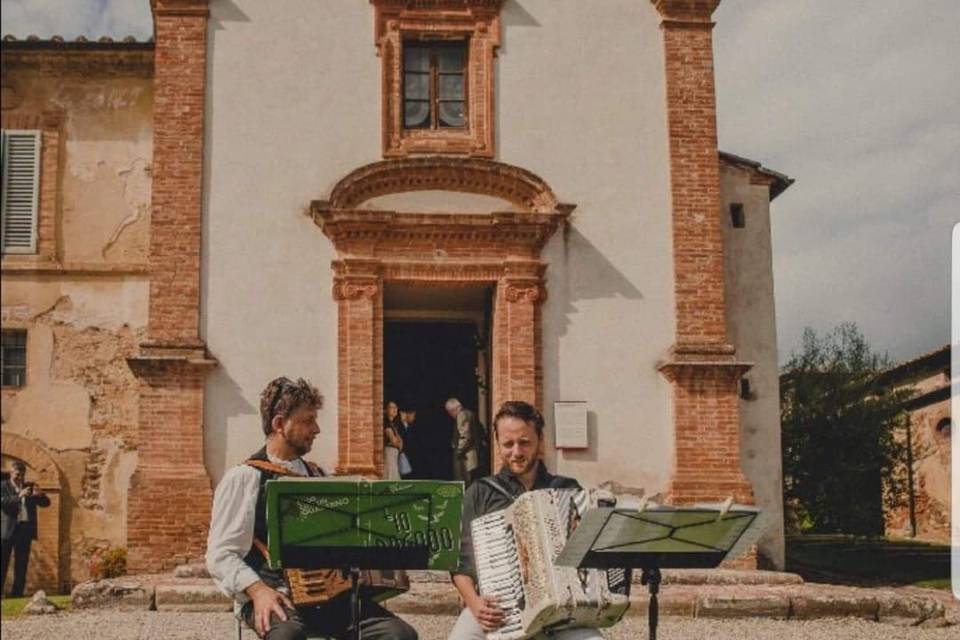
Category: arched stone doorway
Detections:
[
  {"x1": 313, "y1": 157, "x2": 573, "y2": 475},
  {"x1": 0, "y1": 432, "x2": 65, "y2": 593}
]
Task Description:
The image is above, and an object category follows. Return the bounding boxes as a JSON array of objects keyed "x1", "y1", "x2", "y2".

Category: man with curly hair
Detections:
[{"x1": 206, "y1": 376, "x2": 417, "y2": 640}]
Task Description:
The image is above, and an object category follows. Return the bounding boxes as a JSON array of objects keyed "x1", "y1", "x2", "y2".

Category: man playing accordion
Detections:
[{"x1": 449, "y1": 401, "x2": 606, "y2": 640}]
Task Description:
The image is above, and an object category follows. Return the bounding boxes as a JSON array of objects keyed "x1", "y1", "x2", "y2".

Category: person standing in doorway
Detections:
[
  {"x1": 446, "y1": 398, "x2": 487, "y2": 487},
  {"x1": 383, "y1": 401, "x2": 404, "y2": 480},
  {"x1": 1, "y1": 460, "x2": 50, "y2": 597},
  {"x1": 397, "y1": 404, "x2": 420, "y2": 479}
]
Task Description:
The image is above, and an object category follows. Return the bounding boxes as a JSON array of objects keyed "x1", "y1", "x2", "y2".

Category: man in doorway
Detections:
[
  {"x1": 448, "y1": 401, "x2": 602, "y2": 640},
  {"x1": 206, "y1": 376, "x2": 417, "y2": 640},
  {"x1": 1, "y1": 460, "x2": 50, "y2": 597},
  {"x1": 397, "y1": 404, "x2": 421, "y2": 480},
  {"x1": 446, "y1": 398, "x2": 487, "y2": 487}
]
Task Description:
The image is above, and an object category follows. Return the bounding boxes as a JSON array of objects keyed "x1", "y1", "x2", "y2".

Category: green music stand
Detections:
[
  {"x1": 556, "y1": 503, "x2": 769, "y2": 640},
  {"x1": 265, "y1": 478, "x2": 464, "y2": 640}
]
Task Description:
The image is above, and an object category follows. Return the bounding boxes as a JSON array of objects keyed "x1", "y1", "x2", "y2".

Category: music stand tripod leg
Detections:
[
  {"x1": 346, "y1": 567, "x2": 362, "y2": 640},
  {"x1": 640, "y1": 567, "x2": 661, "y2": 640}
]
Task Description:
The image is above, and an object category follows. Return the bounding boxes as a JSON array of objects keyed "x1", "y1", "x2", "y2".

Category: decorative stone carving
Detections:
[
  {"x1": 332, "y1": 280, "x2": 380, "y2": 301},
  {"x1": 503, "y1": 282, "x2": 546, "y2": 305},
  {"x1": 321, "y1": 157, "x2": 563, "y2": 214}
]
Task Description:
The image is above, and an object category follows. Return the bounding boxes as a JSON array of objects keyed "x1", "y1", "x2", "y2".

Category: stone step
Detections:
[
  {"x1": 173, "y1": 566, "x2": 805, "y2": 586},
  {"x1": 154, "y1": 582, "x2": 233, "y2": 612},
  {"x1": 386, "y1": 581, "x2": 948, "y2": 627},
  {"x1": 70, "y1": 572, "x2": 949, "y2": 628}
]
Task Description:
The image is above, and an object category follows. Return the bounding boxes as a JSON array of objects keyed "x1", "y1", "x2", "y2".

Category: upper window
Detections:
[
  {"x1": 404, "y1": 41, "x2": 468, "y2": 130},
  {"x1": 1, "y1": 329, "x2": 27, "y2": 388},
  {"x1": 0, "y1": 129, "x2": 41, "y2": 254},
  {"x1": 373, "y1": 0, "x2": 500, "y2": 158}
]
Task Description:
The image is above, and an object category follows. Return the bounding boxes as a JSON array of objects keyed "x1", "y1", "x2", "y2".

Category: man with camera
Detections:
[{"x1": 1, "y1": 460, "x2": 50, "y2": 597}]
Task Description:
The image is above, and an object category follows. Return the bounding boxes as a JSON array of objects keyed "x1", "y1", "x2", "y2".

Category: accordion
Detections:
[
  {"x1": 472, "y1": 489, "x2": 631, "y2": 640},
  {"x1": 285, "y1": 568, "x2": 409, "y2": 607}
]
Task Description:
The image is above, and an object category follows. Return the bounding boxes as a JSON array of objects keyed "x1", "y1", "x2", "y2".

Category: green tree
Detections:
[{"x1": 780, "y1": 323, "x2": 912, "y2": 535}]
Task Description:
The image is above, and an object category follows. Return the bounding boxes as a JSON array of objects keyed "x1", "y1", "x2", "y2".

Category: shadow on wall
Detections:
[
  {"x1": 540, "y1": 225, "x2": 644, "y2": 467},
  {"x1": 495, "y1": 2, "x2": 540, "y2": 156},
  {"x1": 499, "y1": 0, "x2": 541, "y2": 55},
  {"x1": 203, "y1": 365, "x2": 256, "y2": 484}
]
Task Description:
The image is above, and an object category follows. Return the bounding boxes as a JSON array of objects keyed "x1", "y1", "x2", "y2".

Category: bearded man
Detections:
[
  {"x1": 448, "y1": 401, "x2": 603, "y2": 640},
  {"x1": 205, "y1": 376, "x2": 418, "y2": 640}
]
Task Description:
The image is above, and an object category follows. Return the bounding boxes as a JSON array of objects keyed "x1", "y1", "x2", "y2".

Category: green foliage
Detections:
[
  {"x1": 781, "y1": 323, "x2": 913, "y2": 535},
  {"x1": 0, "y1": 595, "x2": 72, "y2": 619},
  {"x1": 88, "y1": 546, "x2": 127, "y2": 580}
]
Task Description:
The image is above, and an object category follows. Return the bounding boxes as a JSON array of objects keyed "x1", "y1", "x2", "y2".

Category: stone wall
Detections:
[{"x1": 1, "y1": 44, "x2": 153, "y2": 591}]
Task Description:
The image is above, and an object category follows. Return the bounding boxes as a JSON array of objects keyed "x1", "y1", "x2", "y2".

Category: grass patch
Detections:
[
  {"x1": 912, "y1": 578, "x2": 952, "y2": 590},
  {"x1": 0, "y1": 595, "x2": 72, "y2": 619},
  {"x1": 786, "y1": 534, "x2": 950, "y2": 586}
]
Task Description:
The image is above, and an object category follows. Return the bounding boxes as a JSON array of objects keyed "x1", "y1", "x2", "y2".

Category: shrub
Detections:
[{"x1": 89, "y1": 546, "x2": 127, "y2": 580}]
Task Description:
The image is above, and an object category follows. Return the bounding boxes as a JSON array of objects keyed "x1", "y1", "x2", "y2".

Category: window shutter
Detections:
[{"x1": 1, "y1": 130, "x2": 41, "y2": 254}]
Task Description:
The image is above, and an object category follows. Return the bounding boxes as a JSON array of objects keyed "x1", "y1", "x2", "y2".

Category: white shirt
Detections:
[{"x1": 205, "y1": 454, "x2": 310, "y2": 603}]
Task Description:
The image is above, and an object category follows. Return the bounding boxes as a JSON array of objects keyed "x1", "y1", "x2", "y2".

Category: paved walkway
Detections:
[
  {"x1": 4, "y1": 568, "x2": 954, "y2": 639},
  {"x1": 2, "y1": 609, "x2": 958, "y2": 640}
]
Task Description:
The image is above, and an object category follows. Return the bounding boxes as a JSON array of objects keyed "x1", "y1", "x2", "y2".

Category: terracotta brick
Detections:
[
  {"x1": 126, "y1": 0, "x2": 214, "y2": 572},
  {"x1": 652, "y1": 0, "x2": 755, "y2": 544}
]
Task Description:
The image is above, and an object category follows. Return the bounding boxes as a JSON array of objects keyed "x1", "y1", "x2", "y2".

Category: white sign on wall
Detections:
[{"x1": 554, "y1": 401, "x2": 588, "y2": 449}]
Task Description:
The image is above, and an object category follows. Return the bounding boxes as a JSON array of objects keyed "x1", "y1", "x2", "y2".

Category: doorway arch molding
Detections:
[{"x1": 313, "y1": 158, "x2": 573, "y2": 475}]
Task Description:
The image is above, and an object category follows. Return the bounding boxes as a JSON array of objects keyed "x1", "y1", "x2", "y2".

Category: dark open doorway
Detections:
[{"x1": 384, "y1": 321, "x2": 482, "y2": 480}]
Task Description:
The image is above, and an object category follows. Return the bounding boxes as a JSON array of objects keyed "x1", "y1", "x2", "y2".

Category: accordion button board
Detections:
[{"x1": 472, "y1": 489, "x2": 631, "y2": 640}]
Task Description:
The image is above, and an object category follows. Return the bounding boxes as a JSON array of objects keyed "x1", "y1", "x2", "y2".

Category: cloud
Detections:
[
  {"x1": 0, "y1": 0, "x2": 152, "y2": 39},
  {"x1": 715, "y1": 0, "x2": 960, "y2": 363}
]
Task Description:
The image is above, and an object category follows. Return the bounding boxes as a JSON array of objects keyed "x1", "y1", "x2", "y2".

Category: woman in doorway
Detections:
[{"x1": 383, "y1": 400, "x2": 404, "y2": 479}]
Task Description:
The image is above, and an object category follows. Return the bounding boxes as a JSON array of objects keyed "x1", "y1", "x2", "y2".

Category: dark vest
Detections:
[{"x1": 242, "y1": 447, "x2": 324, "y2": 590}]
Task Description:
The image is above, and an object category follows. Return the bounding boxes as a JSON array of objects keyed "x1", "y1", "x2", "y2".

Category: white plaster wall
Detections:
[
  {"x1": 498, "y1": 0, "x2": 676, "y2": 492},
  {"x1": 203, "y1": 0, "x2": 380, "y2": 479},
  {"x1": 202, "y1": 0, "x2": 676, "y2": 492},
  {"x1": 720, "y1": 167, "x2": 785, "y2": 568}
]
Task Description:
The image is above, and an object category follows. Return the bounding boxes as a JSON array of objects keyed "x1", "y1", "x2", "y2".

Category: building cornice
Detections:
[
  {"x1": 151, "y1": 0, "x2": 209, "y2": 17},
  {"x1": 650, "y1": 0, "x2": 721, "y2": 23},
  {"x1": 318, "y1": 157, "x2": 568, "y2": 214}
]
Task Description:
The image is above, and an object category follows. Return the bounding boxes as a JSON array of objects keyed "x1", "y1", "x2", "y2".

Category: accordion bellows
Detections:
[
  {"x1": 286, "y1": 568, "x2": 409, "y2": 606},
  {"x1": 472, "y1": 489, "x2": 631, "y2": 640}
]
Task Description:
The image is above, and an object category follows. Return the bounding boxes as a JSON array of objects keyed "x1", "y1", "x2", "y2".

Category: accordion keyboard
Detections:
[
  {"x1": 471, "y1": 489, "x2": 631, "y2": 640},
  {"x1": 472, "y1": 511, "x2": 525, "y2": 640}
]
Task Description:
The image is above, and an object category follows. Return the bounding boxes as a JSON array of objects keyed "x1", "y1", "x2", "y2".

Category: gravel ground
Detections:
[{"x1": 2, "y1": 611, "x2": 957, "y2": 640}]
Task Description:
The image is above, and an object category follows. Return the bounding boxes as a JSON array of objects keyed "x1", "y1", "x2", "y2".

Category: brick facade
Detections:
[
  {"x1": 126, "y1": 0, "x2": 215, "y2": 572},
  {"x1": 651, "y1": 0, "x2": 755, "y2": 514}
]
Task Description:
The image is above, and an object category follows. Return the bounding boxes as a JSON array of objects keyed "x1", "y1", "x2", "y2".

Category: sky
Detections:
[{"x1": 1, "y1": 0, "x2": 957, "y2": 366}]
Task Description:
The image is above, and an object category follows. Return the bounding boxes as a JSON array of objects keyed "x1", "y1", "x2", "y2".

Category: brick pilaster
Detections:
[
  {"x1": 491, "y1": 264, "x2": 545, "y2": 410},
  {"x1": 651, "y1": 0, "x2": 755, "y2": 515},
  {"x1": 333, "y1": 259, "x2": 383, "y2": 476},
  {"x1": 146, "y1": 0, "x2": 209, "y2": 344},
  {"x1": 126, "y1": 0, "x2": 214, "y2": 572},
  {"x1": 126, "y1": 352, "x2": 214, "y2": 572}
]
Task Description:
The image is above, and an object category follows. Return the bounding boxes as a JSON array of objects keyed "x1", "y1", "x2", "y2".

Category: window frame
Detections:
[
  {"x1": 402, "y1": 39, "x2": 470, "y2": 131},
  {"x1": 373, "y1": 1, "x2": 501, "y2": 158},
  {"x1": 1, "y1": 328, "x2": 28, "y2": 388},
  {"x1": 0, "y1": 129, "x2": 42, "y2": 255}
]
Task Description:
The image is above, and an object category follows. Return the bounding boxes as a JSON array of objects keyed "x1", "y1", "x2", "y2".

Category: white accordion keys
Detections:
[{"x1": 471, "y1": 489, "x2": 631, "y2": 640}]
